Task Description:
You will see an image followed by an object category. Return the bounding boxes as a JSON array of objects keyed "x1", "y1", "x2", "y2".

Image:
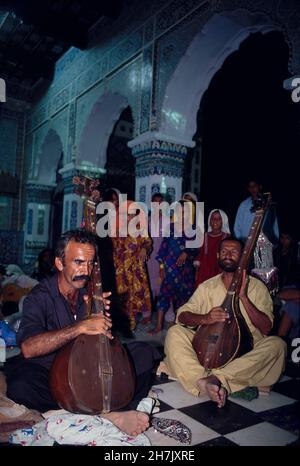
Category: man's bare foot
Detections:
[
  {"x1": 141, "y1": 317, "x2": 151, "y2": 325},
  {"x1": 102, "y1": 410, "x2": 149, "y2": 436},
  {"x1": 197, "y1": 375, "x2": 227, "y2": 408},
  {"x1": 147, "y1": 326, "x2": 162, "y2": 335}
]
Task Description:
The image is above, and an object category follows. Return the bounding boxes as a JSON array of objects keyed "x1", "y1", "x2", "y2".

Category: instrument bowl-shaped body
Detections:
[
  {"x1": 50, "y1": 334, "x2": 136, "y2": 414},
  {"x1": 192, "y1": 298, "x2": 253, "y2": 370}
]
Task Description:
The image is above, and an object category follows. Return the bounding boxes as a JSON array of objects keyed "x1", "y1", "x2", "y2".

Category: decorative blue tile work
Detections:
[
  {"x1": 70, "y1": 200, "x2": 78, "y2": 229},
  {"x1": 140, "y1": 46, "x2": 153, "y2": 134},
  {"x1": 0, "y1": 230, "x2": 24, "y2": 265},
  {"x1": 27, "y1": 209, "x2": 33, "y2": 235},
  {"x1": 76, "y1": 60, "x2": 102, "y2": 96},
  {"x1": 0, "y1": 118, "x2": 17, "y2": 174},
  {"x1": 109, "y1": 28, "x2": 143, "y2": 71},
  {"x1": 37, "y1": 206, "x2": 45, "y2": 235},
  {"x1": 0, "y1": 196, "x2": 12, "y2": 230},
  {"x1": 151, "y1": 184, "x2": 160, "y2": 195},
  {"x1": 67, "y1": 101, "x2": 76, "y2": 163},
  {"x1": 132, "y1": 139, "x2": 187, "y2": 178},
  {"x1": 167, "y1": 186, "x2": 176, "y2": 202},
  {"x1": 155, "y1": 2, "x2": 211, "y2": 127},
  {"x1": 51, "y1": 86, "x2": 71, "y2": 114},
  {"x1": 31, "y1": 106, "x2": 47, "y2": 130},
  {"x1": 139, "y1": 185, "x2": 146, "y2": 202},
  {"x1": 55, "y1": 47, "x2": 82, "y2": 80},
  {"x1": 64, "y1": 201, "x2": 69, "y2": 232}
]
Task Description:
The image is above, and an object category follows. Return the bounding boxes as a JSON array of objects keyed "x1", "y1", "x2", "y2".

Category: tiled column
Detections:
[
  {"x1": 128, "y1": 132, "x2": 194, "y2": 206},
  {"x1": 23, "y1": 183, "x2": 54, "y2": 269}
]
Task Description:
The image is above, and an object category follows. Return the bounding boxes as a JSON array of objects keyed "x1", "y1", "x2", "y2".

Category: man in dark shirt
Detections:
[{"x1": 5, "y1": 229, "x2": 159, "y2": 437}]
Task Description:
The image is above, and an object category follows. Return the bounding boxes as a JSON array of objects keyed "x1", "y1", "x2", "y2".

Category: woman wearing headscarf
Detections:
[
  {"x1": 194, "y1": 209, "x2": 231, "y2": 286},
  {"x1": 148, "y1": 200, "x2": 198, "y2": 335},
  {"x1": 112, "y1": 200, "x2": 152, "y2": 330}
]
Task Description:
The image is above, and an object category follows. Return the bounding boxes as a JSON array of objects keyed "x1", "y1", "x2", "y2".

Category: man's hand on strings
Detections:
[
  {"x1": 79, "y1": 313, "x2": 113, "y2": 339},
  {"x1": 204, "y1": 307, "x2": 229, "y2": 324},
  {"x1": 83, "y1": 292, "x2": 111, "y2": 312}
]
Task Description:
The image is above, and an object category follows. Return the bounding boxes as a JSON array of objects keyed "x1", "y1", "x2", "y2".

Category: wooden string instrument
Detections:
[
  {"x1": 50, "y1": 176, "x2": 136, "y2": 414},
  {"x1": 192, "y1": 193, "x2": 272, "y2": 369}
]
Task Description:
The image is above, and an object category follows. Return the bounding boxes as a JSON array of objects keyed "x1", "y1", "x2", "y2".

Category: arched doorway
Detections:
[
  {"x1": 78, "y1": 91, "x2": 131, "y2": 171},
  {"x1": 159, "y1": 9, "x2": 299, "y2": 236},
  {"x1": 194, "y1": 31, "x2": 300, "y2": 235},
  {"x1": 24, "y1": 128, "x2": 64, "y2": 269},
  {"x1": 105, "y1": 106, "x2": 135, "y2": 198}
]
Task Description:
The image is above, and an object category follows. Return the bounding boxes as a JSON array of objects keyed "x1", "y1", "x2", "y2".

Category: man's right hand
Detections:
[
  {"x1": 78, "y1": 314, "x2": 113, "y2": 339},
  {"x1": 203, "y1": 307, "x2": 229, "y2": 325}
]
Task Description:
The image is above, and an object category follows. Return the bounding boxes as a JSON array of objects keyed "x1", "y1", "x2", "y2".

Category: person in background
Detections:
[
  {"x1": 144, "y1": 192, "x2": 165, "y2": 325},
  {"x1": 194, "y1": 209, "x2": 231, "y2": 286},
  {"x1": 148, "y1": 200, "x2": 198, "y2": 335},
  {"x1": 112, "y1": 201, "x2": 152, "y2": 331},
  {"x1": 234, "y1": 179, "x2": 279, "y2": 244},
  {"x1": 31, "y1": 248, "x2": 55, "y2": 282},
  {"x1": 274, "y1": 232, "x2": 300, "y2": 289},
  {"x1": 1, "y1": 265, "x2": 38, "y2": 317}
]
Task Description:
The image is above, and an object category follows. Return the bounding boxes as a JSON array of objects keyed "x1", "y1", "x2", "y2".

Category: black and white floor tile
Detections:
[{"x1": 145, "y1": 360, "x2": 300, "y2": 446}]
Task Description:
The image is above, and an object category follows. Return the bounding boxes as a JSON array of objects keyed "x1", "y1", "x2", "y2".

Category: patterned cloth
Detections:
[
  {"x1": 112, "y1": 235, "x2": 152, "y2": 329},
  {"x1": 147, "y1": 214, "x2": 164, "y2": 301},
  {"x1": 156, "y1": 224, "x2": 198, "y2": 314},
  {"x1": 9, "y1": 398, "x2": 155, "y2": 446},
  {"x1": 151, "y1": 417, "x2": 191, "y2": 444}
]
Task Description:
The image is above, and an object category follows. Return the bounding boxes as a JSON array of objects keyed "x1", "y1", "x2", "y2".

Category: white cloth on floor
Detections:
[{"x1": 9, "y1": 397, "x2": 155, "y2": 446}]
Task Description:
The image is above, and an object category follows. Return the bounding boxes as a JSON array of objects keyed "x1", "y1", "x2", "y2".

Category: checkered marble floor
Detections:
[{"x1": 145, "y1": 360, "x2": 300, "y2": 446}]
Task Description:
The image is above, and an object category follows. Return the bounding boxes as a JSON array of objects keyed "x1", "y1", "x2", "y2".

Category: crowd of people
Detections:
[{"x1": 0, "y1": 178, "x2": 299, "y2": 438}]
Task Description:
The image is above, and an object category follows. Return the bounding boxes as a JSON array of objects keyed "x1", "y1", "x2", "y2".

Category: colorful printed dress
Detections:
[
  {"x1": 112, "y1": 235, "x2": 152, "y2": 329},
  {"x1": 147, "y1": 214, "x2": 164, "y2": 301},
  {"x1": 156, "y1": 224, "x2": 198, "y2": 313}
]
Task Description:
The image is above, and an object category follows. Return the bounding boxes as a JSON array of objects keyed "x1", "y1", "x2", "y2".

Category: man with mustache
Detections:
[
  {"x1": 4, "y1": 230, "x2": 158, "y2": 437},
  {"x1": 164, "y1": 238, "x2": 286, "y2": 408}
]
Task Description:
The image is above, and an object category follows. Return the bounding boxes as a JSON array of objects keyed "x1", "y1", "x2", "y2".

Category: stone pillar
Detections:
[
  {"x1": 128, "y1": 132, "x2": 194, "y2": 206},
  {"x1": 59, "y1": 163, "x2": 106, "y2": 232},
  {"x1": 23, "y1": 182, "x2": 54, "y2": 269}
]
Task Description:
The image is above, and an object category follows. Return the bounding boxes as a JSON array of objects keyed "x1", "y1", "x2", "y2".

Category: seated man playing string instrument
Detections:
[
  {"x1": 4, "y1": 230, "x2": 159, "y2": 436},
  {"x1": 164, "y1": 237, "x2": 286, "y2": 408}
]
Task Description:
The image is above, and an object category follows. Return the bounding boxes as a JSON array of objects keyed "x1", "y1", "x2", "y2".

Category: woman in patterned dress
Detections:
[
  {"x1": 112, "y1": 200, "x2": 152, "y2": 330},
  {"x1": 148, "y1": 200, "x2": 198, "y2": 335}
]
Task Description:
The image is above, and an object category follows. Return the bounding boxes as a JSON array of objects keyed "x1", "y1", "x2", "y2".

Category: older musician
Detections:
[
  {"x1": 164, "y1": 237, "x2": 286, "y2": 408},
  {"x1": 4, "y1": 230, "x2": 160, "y2": 436}
]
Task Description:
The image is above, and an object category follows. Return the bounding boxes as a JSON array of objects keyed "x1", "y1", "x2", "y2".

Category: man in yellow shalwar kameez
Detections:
[{"x1": 164, "y1": 238, "x2": 286, "y2": 408}]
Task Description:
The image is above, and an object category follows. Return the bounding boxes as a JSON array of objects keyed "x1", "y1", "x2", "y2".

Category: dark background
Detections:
[{"x1": 196, "y1": 31, "x2": 300, "y2": 241}]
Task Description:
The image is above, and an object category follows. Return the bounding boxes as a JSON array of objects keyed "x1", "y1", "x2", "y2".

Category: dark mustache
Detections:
[{"x1": 72, "y1": 275, "x2": 90, "y2": 281}]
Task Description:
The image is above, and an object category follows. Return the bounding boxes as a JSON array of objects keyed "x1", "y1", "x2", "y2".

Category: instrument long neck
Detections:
[
  {"x1": 84, "y1": 199, "x2": 104, "y2": 315},
  {"x1": 227, "y1": 209, "x2": 266, "y2": 298}
]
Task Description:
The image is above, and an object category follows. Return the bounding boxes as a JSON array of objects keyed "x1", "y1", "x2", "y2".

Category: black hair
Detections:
[
  {"x1": 55, "y1": 229, "x2": 97, "y2": 264},
  {"x1": 103, "y1": 188, "x2": 119, "y2": 203},
  {"x1": 246, "y1": 178, "x2": 262, "y2": 187},
  {"x1": 151, "y1": 192, "x2": 163, "y2": 202},
  {"x1": 219, "y1": 236, "x2": 244, "y2": 252},
  {"x1": 0, "y1": 264, "x2": 6, "y2": 275},
  {"x1": 38, "y1": 247, "x2": 54, "y2": 262}
]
